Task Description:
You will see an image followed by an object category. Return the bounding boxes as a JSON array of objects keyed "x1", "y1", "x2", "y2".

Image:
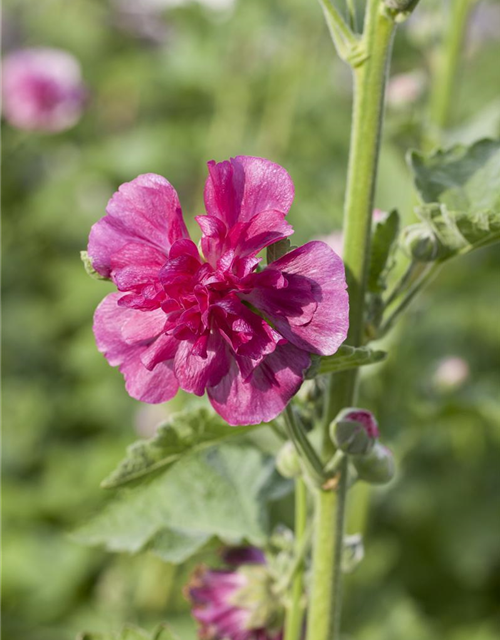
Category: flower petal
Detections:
[
  {"x1": 174, "y1": 332, "x2": 231, "y2": 396},
  {"x1": 88, "y1": 173, "x2": 189, "y2": 278},
  {"x1": 203, "y1": 156, "x2": 294, "y2": 228},
  {"x1": 93, "y1": 293, "x2": 178, "y2": 403},
  {"x1": 227, "y1": 209, "x2": 294, "y2": 258},
  {"x1": 207, "y1": 343, "x2": 310, "y2": 425},
  {"x1": 245, "y1": 241, "x2": 349, "y2": 356}
]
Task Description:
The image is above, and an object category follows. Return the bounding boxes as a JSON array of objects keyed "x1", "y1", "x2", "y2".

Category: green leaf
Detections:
[
  {"x1": 408, "y1": 138, "x2": 500, "y2": 214},
  {"x1": 412, "y1": 204, "x2": 500, "y2": 260},
  {"x1": 266, "y1": 238, "x2": 291, "y2": 264},
  {"x1": 406, "y1": 140, "x2": 500, "y2": 261},
  {"x1": 314, "y1": 345, "x2": 387, "y2": 376},
  {"x1": 80, "y1": 250, "x2": 109, "y2": 281},
  {"x1": 101, "y1": 408, "x2": 258, "y2": 489},
  {"x1": 73, "y1": 445, "x2": 275, "y2": 556},
  {"x1": 147, "y1": 528, "x2": 211, "y2": 564},
  {"x1": 367, "y1": 209, "x2": 400, "y2": 293}
]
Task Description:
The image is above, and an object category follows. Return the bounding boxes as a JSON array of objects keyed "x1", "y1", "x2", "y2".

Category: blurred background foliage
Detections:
[{"x1": 2, "y1": 0, "x2": 500, "y2": 638}]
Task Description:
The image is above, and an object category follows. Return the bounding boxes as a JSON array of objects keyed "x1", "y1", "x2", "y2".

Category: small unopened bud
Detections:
[
  {"x1": 276, "y1": 442, "x2": 302, "y2": 479},
  {"x1": 352, "y1": 443, "x2": 395, "y2": 485},
  {"x1": 330, "y1": 408, "x2": 379, "y2": 456},
  {"x1": 402, "y1": 224, "x2": 441, "y2": 262}
]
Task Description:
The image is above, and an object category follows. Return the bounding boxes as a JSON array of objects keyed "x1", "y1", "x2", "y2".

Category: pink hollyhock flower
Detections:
[
  {"x1": 187, "y1": 546, "x2": 284, "y2": 640},
  {"x1": 88, "y1": 157, "x2": 349, "y2": 425},
  {"x1": 2, "y1": 48, "x2": 86, "y2": 132}
]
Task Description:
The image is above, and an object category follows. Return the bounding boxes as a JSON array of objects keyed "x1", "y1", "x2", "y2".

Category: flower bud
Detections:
[
  {"x1": 276, "y1": 441, "x2": 302, "y2": 479},
  {"x1": 402, "y1": 224, "x2": 441, "y2": 262},
  {"x1": 403, "y1": 224, "x2": 441, "y2": 262},
  {"x1": 330, "y1": 408, "x2": 379, "y2": 456},
  {"x1": 352, "y1": 443, "x2": 395, "y2": 485}
]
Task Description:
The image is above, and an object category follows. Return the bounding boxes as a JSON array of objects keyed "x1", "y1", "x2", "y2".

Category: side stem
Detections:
[
  {"x1": 427, "y1": 0, "x2": 479, "y2": 140},
  {"x1": 307, "y1": 3, "x2": 397, "y2": 640}
]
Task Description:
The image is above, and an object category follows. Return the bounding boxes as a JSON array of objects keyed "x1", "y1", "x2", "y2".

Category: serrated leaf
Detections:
[
  {"x1": 368, "y1": 209, "x2": 400, "y2": 293},
  {"x1": 407, "y1": 139, "x2": 500, "y2": 260},
  {"x1": 80, "y1": 250, "x2": 109, "y2": 281},
  {"x1": 101, "y1": 408, "x2": 258, "y2": 489},
  {"x1": 73, "y1": 445, "x2": 275, "y2": 556},
  {"x1": 408, "y1": 138, "x2": 500, "y2": 213},
  {"x1": 266, "y1": 238, "x2": 291, "y2": 264},
  {"x1": 414, "y1": 204, "x2": 500, "y2": 259},
  {"x1": 147, "y1": 528, "x2": 210, "y2": 564},
  {"x1": 315, "y1": 345, "x2": 387, "y2": 376}
]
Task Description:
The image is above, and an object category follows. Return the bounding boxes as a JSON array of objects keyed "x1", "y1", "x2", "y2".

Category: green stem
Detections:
[
  {"x1": 283, "y1": 479, "x2": 308, "y2": 640},
  {"x1": 307, "y1": 3, "x2": 398, "y2": 640},
  {"x1": 379, "y1": 262, "x2": 442, "y2": 336},
  {"x1": 331, "y1": 457, "x2": 349, "y2": 637},
  {"x1": 427, "y1": 0, "x2": 479, "y2": 139}
]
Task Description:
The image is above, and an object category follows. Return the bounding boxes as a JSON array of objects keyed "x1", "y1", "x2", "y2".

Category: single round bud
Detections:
[
  {"x1": 276, "y1": 442, "x2": 302, "y2": 479},
  {"x1": 402, "y1": 224, "x2": 441, "y2": 262},
  {"x1": 330, "y1": 408, "x2": 379, "y2": 456},
  {"x1": 352, "y1": 443, "x2": 395, "y2": 485}
]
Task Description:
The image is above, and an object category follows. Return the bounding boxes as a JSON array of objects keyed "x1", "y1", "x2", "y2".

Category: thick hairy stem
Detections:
[
  {"x1": 306, "y1": 3, "x2": 397, "y2": 639},
  {"x1": 283, "y1": 479, "x2": 308, "y2": 640}
]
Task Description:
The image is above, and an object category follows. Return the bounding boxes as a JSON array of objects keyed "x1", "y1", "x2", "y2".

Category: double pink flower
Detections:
[
  {"x1": 88, "y1": 156, "x2": 349, "y2": 425},
  {"x1": 2, "y1": 48, "x2": 86, "y2": 132}
]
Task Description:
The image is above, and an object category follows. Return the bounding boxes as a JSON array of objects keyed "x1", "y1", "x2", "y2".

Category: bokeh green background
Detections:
[{"x1": 2, "y1": 0, "x2": 500, "y2": 638}]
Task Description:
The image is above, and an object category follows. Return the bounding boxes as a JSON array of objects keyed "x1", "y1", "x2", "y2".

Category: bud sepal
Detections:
[
  {"x1": 330, "y1": 408, "x2": 379, "y2": 456},
  {"x1": 351, "y1": 443, "x2": 396, "y2": 485}
]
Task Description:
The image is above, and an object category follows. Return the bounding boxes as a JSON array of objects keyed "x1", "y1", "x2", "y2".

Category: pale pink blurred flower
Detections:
[
  {"x1": 433, "y1": 357, "x2": 470, "y2": 390},
  {"x1": 372, "y1": 208, "x2": 387, "y2": 223},
  {"x1": 134, "y1": 404, "x2": 173, "y2": 438},
  {"x1": 386, "y1": 71, "x2": 425, "y2": 109},
  {"x1": 2, "y1": 47, "x2": 86, "y2": 132},
  {"x1": 317, "y1": 210, "x2": 387, "y2": 258},
  {"x1": 317, "y1": 230, "x2": 344, "y2": 257}
]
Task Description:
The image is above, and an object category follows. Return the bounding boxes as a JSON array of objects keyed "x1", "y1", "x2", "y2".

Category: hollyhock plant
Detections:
[
  {"x1": 187, "y1": 546, "x2": 284, "y2": 640},
  {"x1": 87, "y1": 156, "x2": 349, "y2": 425},
  {"x1": 2, "y1": 47, "x2": 86, "y2": 132}
]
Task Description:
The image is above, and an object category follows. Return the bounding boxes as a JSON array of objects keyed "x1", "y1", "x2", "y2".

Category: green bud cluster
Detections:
[{"x1": 329, "y1": 407, "x2": 395, "y2": 485}]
